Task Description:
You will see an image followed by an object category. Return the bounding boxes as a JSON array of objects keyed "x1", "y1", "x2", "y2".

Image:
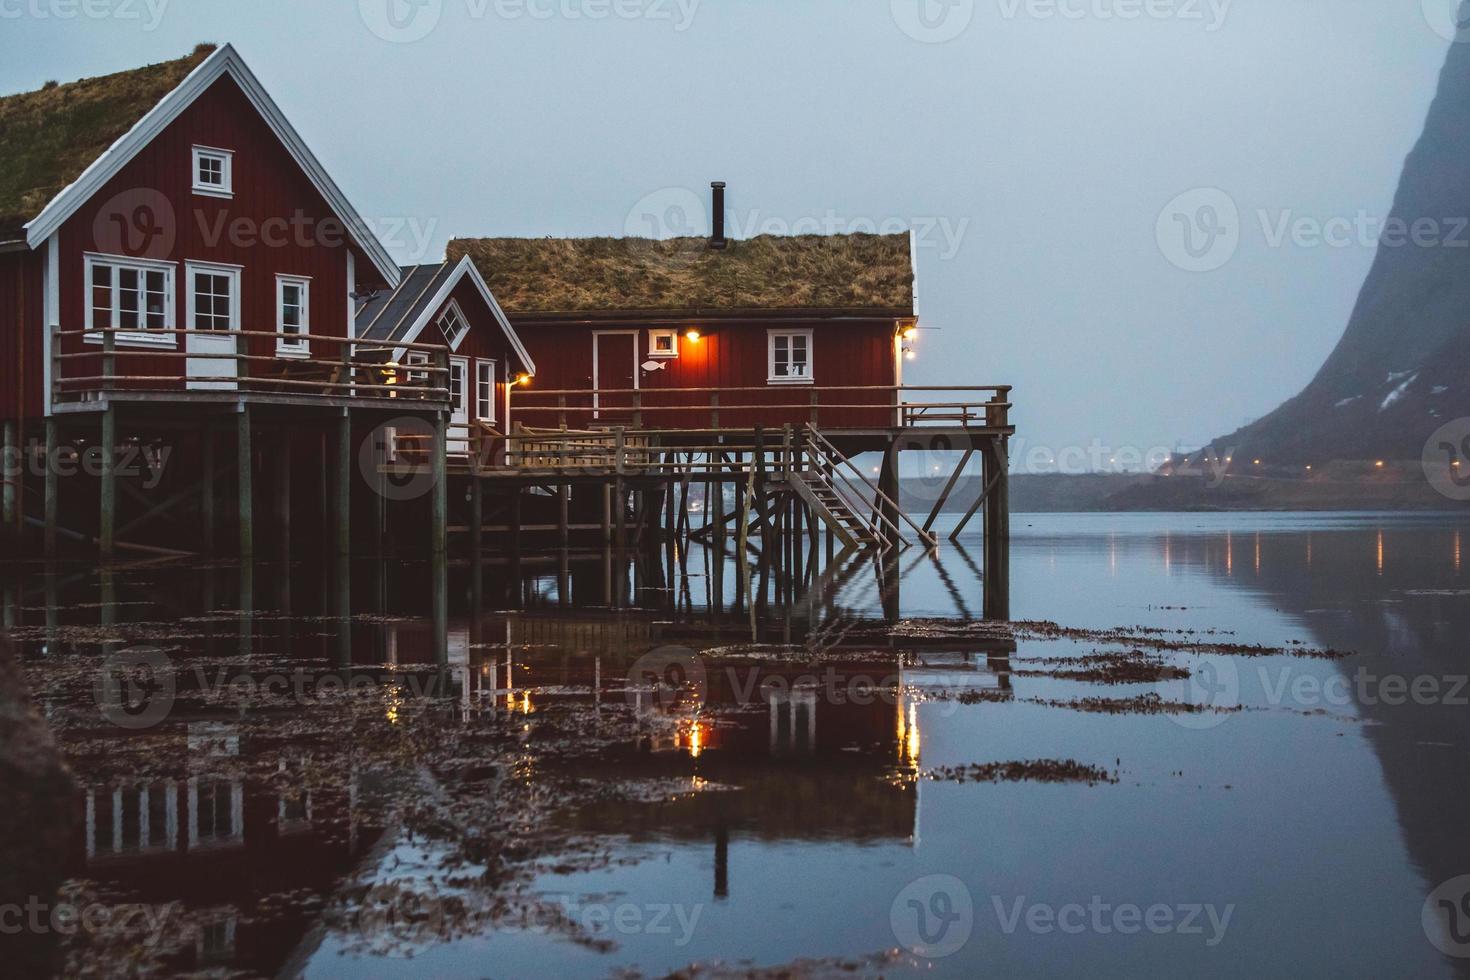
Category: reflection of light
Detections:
[
  {"x1": 1225, "y1": 531, "x2": 1233, "y2": 576},
  {"x1": 1456, "y1": 530, "x2": 1462, "y2": 572},
  {"x1": 1254, "y1": 533, "x2": 1261, "y2": 575},
  {"x1": 520, "y1": 691, "x2": 534, "y2": 714},
  {"x1": 386, "y1": 686, "x2": 403, "y2": 725},
  {"x1": 1377, "y1": 530, "x2": 1385, "y2": 575},
  {"x1": 896, "y1": 698, "x2": 920, "y2": 767},
  {"x1": 679, "y1": 719, "x2": 706, "y2": 758}
]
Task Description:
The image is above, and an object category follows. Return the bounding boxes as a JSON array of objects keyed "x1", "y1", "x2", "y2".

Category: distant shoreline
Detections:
[{"x1": 900, "y1": 470, "x2": 1469, "y2": 514}]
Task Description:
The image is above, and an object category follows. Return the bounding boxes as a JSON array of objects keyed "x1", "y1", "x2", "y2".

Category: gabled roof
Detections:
[
  {"x1": 0, "y1": 45, "x2": 212, "y2": 241},
  {"x1": 445, "y1": 234, "x2": 916, "y2": 317},
  {"x1": 355, "y1": 256, "x2": 537, "y2": 374},
  {"x1": 0, "y1": 44, "x2": 401, "y2": 285}
]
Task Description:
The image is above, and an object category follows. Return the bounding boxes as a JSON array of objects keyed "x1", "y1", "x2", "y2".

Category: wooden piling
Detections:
[
  {"x1": 1, "y1": 420, "x2": 15, "y2": 531},
  {"x1": 99, "y1": 408, "x2": 116, "y2": 558},
  {"x1": 237, "y1": 407, "x2": 253, "y2": 562},
  {"x1": 201, "y1": 426, "x2": 215, "y2": 554},
  {"x1": 43, "y1": 417, "x2": 57, "y2": 555},
  {"x1": 334, "y1": 411, "x2": 351, "y2": 560},
  {"x1": 276, "y1": 425, "x2": 291, "y2": 561}
]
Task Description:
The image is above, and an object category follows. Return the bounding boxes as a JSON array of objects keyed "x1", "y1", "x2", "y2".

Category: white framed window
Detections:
[
  {"x1": 276, "y1": 275, "x2": 310, "y2": 356},
  {"x1": 186, "y1": 262, "x2": 241, "y2": 334},
  {"x1": 404, "y1": 351, "x2": 430, "y2": 387},
  {"x1": 84, "y1": 252, "x2": 176, "y2": 346},
  {"x1": 437, "y1": 300, "x2": 469, "y2": 349},
  {"x1": 476, "y1": 360, "x2": 497, "y2": 422},
  {"x1": 192, "y1": 146, "x2": 234, "y2": 197},
  {"x1": 768, "y1": 328, "x2": 814, "y2": 383},
  {"x1": 648, "y1": 328, "x2": 679, "y2": 358}
]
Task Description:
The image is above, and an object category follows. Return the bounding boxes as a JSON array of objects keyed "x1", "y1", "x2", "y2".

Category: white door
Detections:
[
  {"x1": 448, "y1": 357, "x2": 470, "y2": 455},
  {"x1": 186, "y1": 263, "x2": 240, "y2": 391}
]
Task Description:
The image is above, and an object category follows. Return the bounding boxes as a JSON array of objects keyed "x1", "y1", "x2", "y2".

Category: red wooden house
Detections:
[
  {"x1": 354, "y1": 256, "x2": 536, "y2": 456},
  {"x1": 0, "y1": 44, "x2": 474, "y2": 553},
  {"x1": 0, "y1": 43, "x2": 428, "y2": 418},
  {"x1": 447, "y1": 192, "x2": 920, "y2": 437}
]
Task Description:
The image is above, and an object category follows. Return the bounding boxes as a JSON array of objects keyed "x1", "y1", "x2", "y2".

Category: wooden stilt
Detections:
[
  {"x1": 558, "y1": 481, "x2": 570, "y2": 549},
  {"x1": 923, "y1": 447, "x2": 975, "y2": 534},
  {"x1": 334, "y1": 411, "x2": 351, "y2": 560},
  {"x1": 202, "y1": 426, "x2": 216, "y2": 554},
  {"x1": 431, "y1": 411, "x2": 449, "y2": 659},
  {"x1": 99, "y1": 408, "x2": 116, "y2": 558},
  {"x1": 43, "y1": 417, "x2": 57, "y2": 554},
  {"x1": 276, "y1": 425, "x2": 292, "y2": 561},
  {"x1": 1, "y1": 420, "x2": 15, "y2": 530},
  {"x1": 237, "y1": 406, "x2": 253, "y2": 562}
]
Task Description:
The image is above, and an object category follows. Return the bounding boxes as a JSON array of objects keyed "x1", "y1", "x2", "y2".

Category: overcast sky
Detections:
[{"x1": 1, "y1": 0, "x2": 1457, "y2": 469}]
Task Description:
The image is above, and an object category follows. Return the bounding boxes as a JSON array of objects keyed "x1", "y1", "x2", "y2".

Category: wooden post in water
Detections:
[
  {"x1": 237, "y1": 406, "x2": 253, "y2": 562},
  {"x1": 431, "y1": 410, "x2": 449, "y2": 660},
  {"x1": 334, "y1": 411, "x2": 351, "y2": 560},
  {"x1": 276, "y1": 425, "x2": 292, "y2": 561},
  {"x1": 1, "y1": 420, "x2": 15, "y2": 531},
  {"x1": 613, "y1": 426, "x2": 627, "y2": 548},
  {"x1": 201, "y1": 425, "x2": 216, "y2": 555},
  {"x1": 99, "y1": 408, "x2": 116, "y2": 558},
  {"x1": 43, "y1": 417, "x2": 57, "y2": 554}
]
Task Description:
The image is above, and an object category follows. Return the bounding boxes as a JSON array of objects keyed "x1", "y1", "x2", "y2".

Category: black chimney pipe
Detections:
[{"x1": 710, "y1": 181, "x2": 727, "y2": 250}]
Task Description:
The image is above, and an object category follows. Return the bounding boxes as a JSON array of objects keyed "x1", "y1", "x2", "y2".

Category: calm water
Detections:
[{"x1": 7, "y1": 512, "x2": 1470, "y2": 978}]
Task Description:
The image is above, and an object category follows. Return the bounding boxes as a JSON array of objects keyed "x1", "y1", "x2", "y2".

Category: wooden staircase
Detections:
[{"x1": 789, "y1": 468, "x2": 883, "y2": 550}]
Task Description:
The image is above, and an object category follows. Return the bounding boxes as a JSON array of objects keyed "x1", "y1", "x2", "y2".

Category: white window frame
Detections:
[
  {"x1": 437, "y1": 299, "x2": 470, "y2": 350},
  {"x1": 84, "y1": 252, "x2": 177, "y2": 348},
  {"x1": 767, "y1": 328, "x2": 814, "y2": 384},
  {"x1": 404, "y1": 350, "x2": 430, "y2": 387},
  {"x1": 192, "y1": 145, "x2": 234, "y2": 198},
  {"x1": 476, "y1": 360, "x2": 497, "y2": 422},
  {"x1": 185, "y1": 261, "x2": 242, "y2": 335},
  {"x1": 275, "y1": 274, "x2": 311, "y2": 357},
  {"x1": 648, "y1": 328, "x2": 679, "y2": 359}
]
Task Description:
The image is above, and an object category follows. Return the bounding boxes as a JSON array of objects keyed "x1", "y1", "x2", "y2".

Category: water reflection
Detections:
[{"x1": 4, "y1": 513, "x2": 1470, "y2": 977}]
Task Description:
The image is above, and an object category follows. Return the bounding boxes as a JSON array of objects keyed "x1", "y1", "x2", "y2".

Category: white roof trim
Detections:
[
  {"x1": 395, "y1": 256, "x2": 538, "y2": 375},
  {"x1": 23, "y1": 44, "x2": 401, "y2": 287}
]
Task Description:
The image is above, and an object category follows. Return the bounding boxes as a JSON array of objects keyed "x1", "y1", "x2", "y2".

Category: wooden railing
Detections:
[
  {"x1": 52, "y1": 327, "x2": 453, "y2": 405},
  {"x1": 508, "y1": 384, "x2": 1011, "y2": 431}
]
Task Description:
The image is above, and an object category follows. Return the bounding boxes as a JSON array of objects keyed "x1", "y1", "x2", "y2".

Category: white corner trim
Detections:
[
  {"x1": 345, "y1": 250, "x2": 356, "y2": 337},
  {"x1": 44, "y1": 233, "x2": 58, "y2": 415},
  {"x1": 394, "y1": 256, "x2": 538, "y2": 375},
  {"x1": 23, "y1": 44, "x2": 401, "y2": 288}
]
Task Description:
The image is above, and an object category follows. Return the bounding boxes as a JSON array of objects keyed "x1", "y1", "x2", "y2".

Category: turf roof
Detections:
[
  {"x1": 0, "y1": 44, "x2": 215, "y2": 239},
  {"x1": 446, "y1": 234, "x2": 915, "y2": 316}
]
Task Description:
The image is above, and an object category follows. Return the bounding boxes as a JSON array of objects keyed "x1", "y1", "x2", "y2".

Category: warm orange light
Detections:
[
  {"x1": 1375, "y1": 460, "x2": 1385, "y2": 468},
  {"x1": 514, "y1": 373, "x2": 532, "y2": 386},
  {"x1": 684, "y1": 329, "x2": 702, "y2": 343},
  {"x1": 901, "y1": 325, "x2": 918, "y2": 341},
  {"x1": 1253, "y1": 458, "x2": 1260, "y2": 465}
]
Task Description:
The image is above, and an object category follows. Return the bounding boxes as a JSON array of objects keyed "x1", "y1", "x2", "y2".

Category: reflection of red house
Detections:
[
  {"x1": 448, "y1": 189, "x2": 917, "y2": 434},
  {"x1": 71, "y1": 722, "x2": 379, "y2": 976}
]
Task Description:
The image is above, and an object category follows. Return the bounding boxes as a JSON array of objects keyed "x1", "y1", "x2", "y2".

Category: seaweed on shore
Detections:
[{"x1": 926, "y1": 759, "x2": 1119, "y2": 785}]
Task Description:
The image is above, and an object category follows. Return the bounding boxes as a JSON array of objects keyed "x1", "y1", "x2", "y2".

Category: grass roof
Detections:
[
  {"x1": 0, "y1": 44, "x2": 215, "y2": 239},
  {"x1": 447, "y1": 234, "x2": 914, "y2": 315}
]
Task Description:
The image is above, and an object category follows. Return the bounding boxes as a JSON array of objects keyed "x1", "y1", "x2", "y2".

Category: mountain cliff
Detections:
[{"x1": 1207, "y1": 35, "x2": 1470, "y2": 463}]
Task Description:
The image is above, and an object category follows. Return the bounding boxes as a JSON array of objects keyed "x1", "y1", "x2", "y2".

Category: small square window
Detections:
[
  {"x1": 768, "y1": 329, "x2": 814, "y2": 383},
  {"x1": 648, "y1": 328, "x2": 679, "y2": 358},
  {"x1": 192, "y1": 146, "x2": 234, "y2": 197}
]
